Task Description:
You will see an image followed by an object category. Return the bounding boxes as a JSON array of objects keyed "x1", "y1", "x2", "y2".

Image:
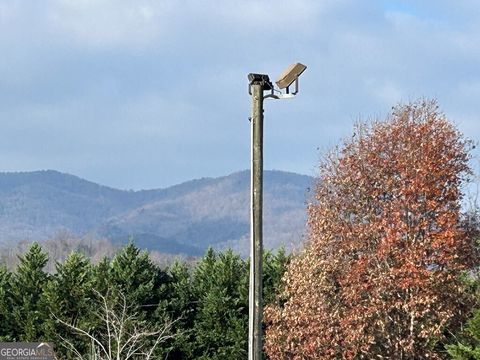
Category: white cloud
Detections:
[
  {"x1": 213, "y1": 0, "x2": 329, "y2": 31},
  {"x1": 1, "y1": 0, "x2": 480, "y2": 188},
  {"x1": 0, "y1": 1, "x2": 17, "y2": 23},
  {"x1": 21, "y1": 0, "x2": 333, "y2": 50},
  {"x1": 46, "y1": 0, "x2": 172, "y2": 49}
]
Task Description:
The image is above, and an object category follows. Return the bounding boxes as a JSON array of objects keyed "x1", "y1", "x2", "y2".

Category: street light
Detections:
[{"x1": 247, "y1": 63, "x2": 307, "y2": 360}]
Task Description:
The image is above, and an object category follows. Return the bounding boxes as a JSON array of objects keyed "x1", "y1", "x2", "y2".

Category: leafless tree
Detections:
[{"x1": 55, "y1": 289, "x2": 176, "y2": 360}]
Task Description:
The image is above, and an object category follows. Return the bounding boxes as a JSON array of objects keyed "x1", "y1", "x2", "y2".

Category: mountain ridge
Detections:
[{"x1": 0, "y1": 169, "x2": 314, "y2": 255}]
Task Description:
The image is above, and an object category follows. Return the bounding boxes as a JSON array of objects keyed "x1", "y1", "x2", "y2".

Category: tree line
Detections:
[{"x1": 0, "y1": 242, "x2": 289, "y2": 359}]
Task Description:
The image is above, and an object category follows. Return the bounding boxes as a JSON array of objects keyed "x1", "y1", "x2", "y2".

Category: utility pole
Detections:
[
  {"x1": 246, "y1": 65, "x2": 306, "y2": 360},
  {"x1": 248, "y1": 73, "x2": 272, "y2": 360}
]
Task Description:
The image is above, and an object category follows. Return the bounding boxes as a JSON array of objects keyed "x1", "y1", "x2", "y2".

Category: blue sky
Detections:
[{"x1": 0, "y1": 0, "x2": 479, "y2": 190}]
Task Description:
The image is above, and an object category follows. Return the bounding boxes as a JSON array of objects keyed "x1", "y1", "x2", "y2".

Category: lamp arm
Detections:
[{"x1": 292, "y1": 77, "x2": 299, "y2": 95}]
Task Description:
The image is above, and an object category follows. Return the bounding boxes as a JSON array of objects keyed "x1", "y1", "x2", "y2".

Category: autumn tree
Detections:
[{"x1": 265, "y1": 100, "x2": 478, "y2": 359}]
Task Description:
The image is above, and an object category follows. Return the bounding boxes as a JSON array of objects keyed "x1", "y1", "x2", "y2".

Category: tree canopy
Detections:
[
  {"x1": 265, "y1": 100, "x2": 478, "y2": 359},
  {"x1": 0, "y1": 242, "x2": 289, "y2": 359}
]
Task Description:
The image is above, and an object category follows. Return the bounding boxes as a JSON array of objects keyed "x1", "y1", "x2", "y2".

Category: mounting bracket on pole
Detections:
[
  {"x1": 248, "y1": 63, "x2": 307, "y2": 100},
  {"x1": 248, "y1": 73, "x2": 273, "y2": 95}
]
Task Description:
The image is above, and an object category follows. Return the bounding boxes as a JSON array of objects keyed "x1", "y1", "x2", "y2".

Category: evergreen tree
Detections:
[
  {"x1": 42, "y1": 252, "x2": 94, "y2": 358},
  {"x1": 192, "y1": 248, "x2": 249, "y2": 359},
  {"x1": 109, "y1": 242, "x2": 169, "y2": 311},
  {"x1": 0, "y1": 266, "x2": 12, "y2": 340},
  {"x1": 9, "y1": 243, "x2": 49, "y2": 341},
  {"x1": 93, "y1": 242, "x2": 174, "y2": 359},
  {"x1": 446, "y1": 307, "x2": 480, "y2": 359},
  {"x1": 263, "y1": 247, "x2": 290, "y2": 305},
  {"x1": 0, "y1": 241, "x2": 291, "y2": 358},
  {"x1": 160, "y1": 260, "x2": 196, "y2": 358},
  {"x1": 92, "y1": 256, "x2": 111, "y2": 295},
  {"x1": 446, "y1": 271, "x2": 480, "y2": 359}
]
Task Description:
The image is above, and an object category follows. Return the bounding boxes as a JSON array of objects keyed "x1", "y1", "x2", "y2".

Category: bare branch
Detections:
[{"x1": 54, "y1": 288, "x2": 176, "y2": 360}]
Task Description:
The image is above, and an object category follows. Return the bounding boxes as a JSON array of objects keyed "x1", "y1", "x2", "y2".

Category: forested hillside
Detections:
[{"x1": 0, "y1": 170, "x2": 312, "y2": 256}]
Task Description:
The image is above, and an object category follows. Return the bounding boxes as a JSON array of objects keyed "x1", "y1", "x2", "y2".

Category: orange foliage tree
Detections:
[{"x1": 264, "y1": 100, "x2": 478, "y2": 359}]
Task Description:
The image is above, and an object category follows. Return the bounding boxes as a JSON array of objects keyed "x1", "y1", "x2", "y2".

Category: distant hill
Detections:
[{"x1": 0, "y1": 170, "x2": 314, "y2": 256}]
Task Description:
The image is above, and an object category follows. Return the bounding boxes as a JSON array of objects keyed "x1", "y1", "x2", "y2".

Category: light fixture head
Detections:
[
  {"x1": 275, "y1": 63, "x2": 307, "y2": 89},
  {"x1": 248, "y1": 73, "x2": 273, "y2": 90}
]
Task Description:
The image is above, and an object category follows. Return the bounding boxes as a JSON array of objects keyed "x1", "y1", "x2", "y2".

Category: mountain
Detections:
[{"x1": 0, "y1": 170, "x2": 314, "y2": 256}]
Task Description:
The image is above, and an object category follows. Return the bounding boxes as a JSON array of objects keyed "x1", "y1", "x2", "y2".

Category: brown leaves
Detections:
[{"x1": 264, "y1": 100, "x2": 478, "y2": 359}]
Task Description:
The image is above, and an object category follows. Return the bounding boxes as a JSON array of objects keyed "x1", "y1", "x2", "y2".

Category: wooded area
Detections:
[{"x1": 0, "y1": 242, "x2": 289, "y2": 359}]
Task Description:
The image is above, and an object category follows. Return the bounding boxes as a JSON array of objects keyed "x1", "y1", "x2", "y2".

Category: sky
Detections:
[{"x1": 0, "y1": 0, "x2": 479, "y2": 190}]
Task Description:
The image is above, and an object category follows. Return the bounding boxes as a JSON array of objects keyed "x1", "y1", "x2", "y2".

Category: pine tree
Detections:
[
  {"x1": 93, "y1": 242, "x2": 174, "y2": 358},
  {"x1": 92, "y1": 256, "x2": 111, "y2": 295},
  {"x1": 42, "y1": 252, "x2": 94, "y2": 358},
  {"x1": 0, "y1": 265, "x2": 12, "y2": 340},
  {"x1": 10, "y1": 243, "x2": 49, "y2": 341},
  {"x1": 263, "y1": 248, "x2": 290, "y2": 305},
  {"x1": 109, "y1": 242, "x2": 169, "y2": 310},
  {"x1": 446, "y1": 271, "x2": 480, "y2": 359},
  {"x1": 192, "y1": 248, "x2": 249, "y2": 359},
  {"x1": 160, "y1": 261, "x2": 196, "y2": 358},
  {"x1": 446, "y1": 307, "x2": 480, "y2": 359}
]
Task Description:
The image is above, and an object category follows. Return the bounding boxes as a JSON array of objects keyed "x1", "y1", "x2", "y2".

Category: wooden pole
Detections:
[{"x1": 249, "y1": 81, "x2": 264, "y2": 360}]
